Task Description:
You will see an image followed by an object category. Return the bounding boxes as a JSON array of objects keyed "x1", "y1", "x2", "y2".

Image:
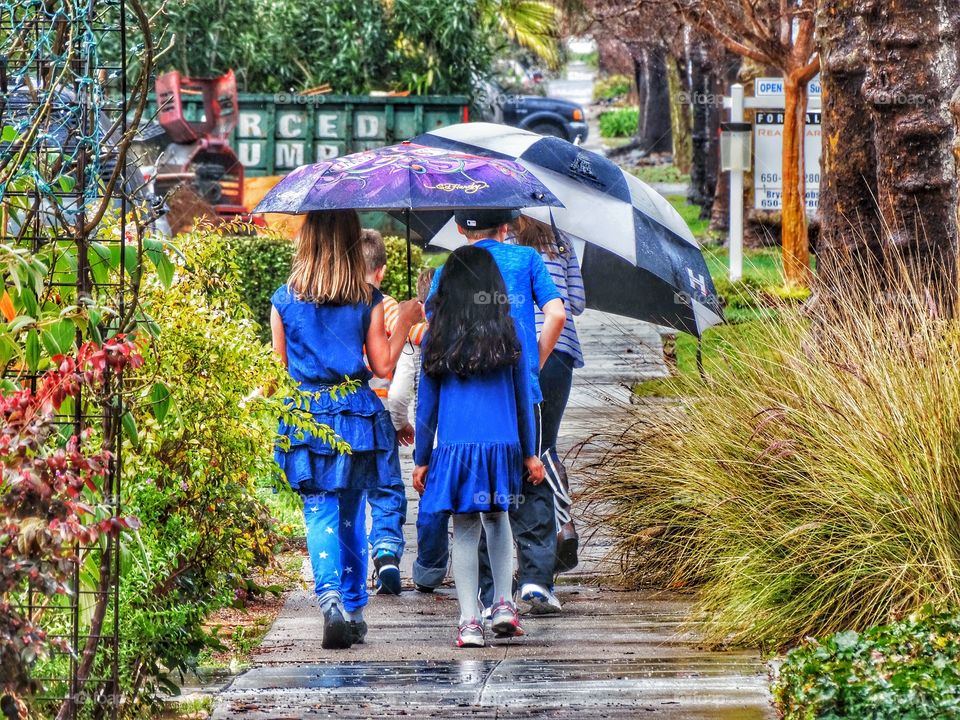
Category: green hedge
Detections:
[
  {"x1": 382, "y1": 234, "x2": 428, "y2": 301},
  {"x1": 225, "y1": 234, "x2": 294, "y2": 341},
  {"x1": 593, "y1": 74, "x2": 631, "y2": 103},
  {"x1": 775, "y1": 610, "x2": 960, "y2": 719},
  {"x1": 599, "y1": 107, "x2": 639, "y2": 138}
]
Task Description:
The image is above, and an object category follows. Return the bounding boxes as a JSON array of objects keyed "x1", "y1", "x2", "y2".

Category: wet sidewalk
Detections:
[{"x1": 212, "y1": 311, "x2": 774, "y2": 719}]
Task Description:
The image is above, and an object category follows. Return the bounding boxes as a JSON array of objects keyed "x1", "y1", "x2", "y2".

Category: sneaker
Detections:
[
  {"x1": 348, "y1": 620, "x2": 368, "y2": 645},
  {"x1": 489, "y1": 599, "x2": 524, "y2": 638},
  {"x1": 520, "y1": 583, "x2": 562, "y2": 615},
  {"x1": 555, "y1": 521, "x2": 580, "y2": 573},
  {"x1": 321, "y1": 603, "x2": 353, "y2": 649},
  {"x1": 374, "y1": 552, "x2": 402, "y2": 595},
  {"x1": 456, "y1": 619, "x2": 485, "y2": 648},
  {"x1": 415, "y1": 583, "x2": 435, "y2": 594}
]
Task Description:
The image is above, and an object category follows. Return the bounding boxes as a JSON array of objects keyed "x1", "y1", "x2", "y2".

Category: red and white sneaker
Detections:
[
  {"x1": 490, "y1": 599, "x2": 524, "y2": 638},
  {"x1": 456, "y1": 619, "x2": 485, "y2": 648}
]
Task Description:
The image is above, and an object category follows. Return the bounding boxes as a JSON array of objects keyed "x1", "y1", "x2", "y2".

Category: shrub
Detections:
[
  {"x1": 774, "y1": 609, "x2": 960, "y2": 719},
  {"x1": 587, "y1": 265, "x2": 960, "y2": 648},
  {"x1": 593, "y1": 74, "x2": 632, "y2": 103},
  {"x1": 599, "y1": 107, "x2": 639, "y2": 138},
  {"x1": 383, "y1": 234, "x2": 428, "y2": 301},
  {"x1": 225, "y1": 234, "x2": 294, "y2": 342}
]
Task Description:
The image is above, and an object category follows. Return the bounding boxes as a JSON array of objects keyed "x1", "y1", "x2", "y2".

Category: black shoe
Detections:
[
  {"x1": 374, "y1": 552, "x2": 402, "y2": 595},
  {"x1": 555, "y1": 521, "x2": 579, "y2": 573},
  {"x1": 321, "y1": 604, "x2": 353, "y2": 649},
  {"x1": 415, "y1": 583, "x2": 435, "y2": 594},
  {"x1": 348, "y1": 620, "x2": 368, "y2": 644}
]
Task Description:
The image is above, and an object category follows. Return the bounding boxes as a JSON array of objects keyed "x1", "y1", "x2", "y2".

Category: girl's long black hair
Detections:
[{"x1": 422, "y1": 245, "x2": 521, "y2": 379}]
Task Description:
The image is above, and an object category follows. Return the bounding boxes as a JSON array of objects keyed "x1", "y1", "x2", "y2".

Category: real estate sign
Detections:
[{"x1": 751, "y1": 77, "x2": 822, "y2": 212}]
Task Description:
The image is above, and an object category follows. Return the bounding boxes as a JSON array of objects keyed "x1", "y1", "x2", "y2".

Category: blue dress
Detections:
[
  {"x1": 414, "y1": 358, "x2": 536, "y2": 515},
  {"x1": 272, "y1": 284, "x2": 399, "y2": 493}
]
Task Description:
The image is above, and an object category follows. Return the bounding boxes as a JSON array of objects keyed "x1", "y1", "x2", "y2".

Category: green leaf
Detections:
[
  {"x1": 110, "y1": 244, "x2": 140, "y2": 277},
  {"x1": 1, "y1": 125, "x2": 16, "y2": 142},
  {"x1": 41, "y1": 318, "x2": 76, "y2": 356},
  {"x1": 149, "y1": 382, "x2": 172, "y2": 423},
  {"x1": 25, "y1": 330, "x2": 40, "y2": 371},
  {"x1": 153, "y1": 253, "x2": 174, "y2": 289},
  {"x1": 121, "y1": 410, "x2": 139, "y2": 448},
  {"x1": 17, "y1": 287, "x2": 38, "y2": 317},
  {"x1": 58, "y1": 175, "x2": 77, "y2": 193},
  {"x1": 0, "y1": 335, "x2": 19, "y2": 367},
  {"x1": 89, "y1": 242, "x2": 114, "y2": 284}
]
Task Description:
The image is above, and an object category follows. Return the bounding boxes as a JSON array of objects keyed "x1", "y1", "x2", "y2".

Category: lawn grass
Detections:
[
  {"x1": 665, "y1": 194, "x2": 714, "y2": 240},
  {"x1": 631, "y1": 165, "x2": 691, "y2": 186}
]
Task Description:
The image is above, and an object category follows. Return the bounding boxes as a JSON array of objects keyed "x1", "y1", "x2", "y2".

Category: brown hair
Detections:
[
  {"x1": 288, "y1": 210, "x2": 372, "y2": 305},
  {"x1": 360, "y1": 228, "x2": 387, "y2": 273},
  {"x1": 512, "y1": 215, "x2": 559, "y2": 259},
  {"x1": 416, "y1": 267, "x2": 436, "y2": 303}
]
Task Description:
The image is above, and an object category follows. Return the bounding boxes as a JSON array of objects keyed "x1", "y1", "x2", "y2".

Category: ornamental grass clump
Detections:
[{"x1": 588, "y1": 259, "x2": 960, "y2": 648}]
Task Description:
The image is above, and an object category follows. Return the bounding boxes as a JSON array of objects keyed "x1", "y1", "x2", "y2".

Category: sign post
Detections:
[{"x1": 722, "y1": 78, "x2": 822, "y2": 281}]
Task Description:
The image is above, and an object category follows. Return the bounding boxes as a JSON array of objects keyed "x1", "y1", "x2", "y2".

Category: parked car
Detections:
[{"x1": 475, "y1": 80, "x2": 588, "y2": 144}]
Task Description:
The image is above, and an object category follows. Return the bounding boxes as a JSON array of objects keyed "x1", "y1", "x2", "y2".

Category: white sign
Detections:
[
  {"x1": 753, "y1": 111, "x2": 822, "y2": 212},
  {"x1": 755, "y1": 75, "x2": 821, "y2": 98}
]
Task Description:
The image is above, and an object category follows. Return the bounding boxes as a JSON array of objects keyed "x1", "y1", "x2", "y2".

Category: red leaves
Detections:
[{"x1": 1, "y1": 338, "x2": 144, "y2": 681}]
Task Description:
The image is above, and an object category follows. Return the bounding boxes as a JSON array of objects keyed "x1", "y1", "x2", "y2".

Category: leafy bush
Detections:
[
  {"x1": 383, "y1": 234, "x2": 428, "y2": 301},
  {"x1": 774, "y1": 609, "x2": 960, "y2": 719},
  {"x1": 593, "y1": 74, "x2": 632, "y2": 103},
  {"x1": 225, "y1": 234, "x2": 294, "y2": 342},
  {"x1": 599, "y1": 107, "x2": 639, "y2": 138},
  {"x1": 588, "y1": 265, "x2": 960, "y2": 648}
]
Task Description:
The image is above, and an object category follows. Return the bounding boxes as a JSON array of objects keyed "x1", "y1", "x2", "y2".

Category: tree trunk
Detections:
[
  {"x1": 781, "y1": 73, "x2": 811, "y2": 285},
  {"x1": 817, "y1": 0, "x2": 960, "y2": 311},
  {"x1": 635, "y1": 46, "x2": 673, "y2": 154},
  {"x1": 687, "y1": 38, "x2": 722, "y2": 217},
  {"x1": 668, "y1": 57, "x2": 692, "y2": 174},
  {"x1": 861, "y1": 0, "x2": 960, "y2": 310},
  {"x1": 815, "y1": 0, "x2": 879, "y2": 276}
]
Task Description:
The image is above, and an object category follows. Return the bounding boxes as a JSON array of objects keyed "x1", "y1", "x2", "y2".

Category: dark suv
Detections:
[{"x1": 475, "y1": 81, "x2": 589, "y2": 143}]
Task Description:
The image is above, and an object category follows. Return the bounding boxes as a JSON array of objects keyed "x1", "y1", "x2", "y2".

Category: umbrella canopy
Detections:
[
  {"x1": 253, "y1": 141, "x2": 563, "y2": 214},
  {"x1": 413, "y1": 123, "x2": 723, "y2": 336}
]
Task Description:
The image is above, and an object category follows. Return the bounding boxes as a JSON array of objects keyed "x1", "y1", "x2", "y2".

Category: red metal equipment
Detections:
[{"x1": 153, "y1": 69, "x2": 247, "y2": 217}]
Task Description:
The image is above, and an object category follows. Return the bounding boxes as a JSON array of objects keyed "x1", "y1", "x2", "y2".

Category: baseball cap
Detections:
[{"x1": 454, "y1": 208, "x2": 521, "y2": 230}]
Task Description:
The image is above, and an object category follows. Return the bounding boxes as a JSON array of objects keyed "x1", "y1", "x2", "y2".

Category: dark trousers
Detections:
[{"x1": 479, "y1": 351, "x2": 576, "y2": 606}]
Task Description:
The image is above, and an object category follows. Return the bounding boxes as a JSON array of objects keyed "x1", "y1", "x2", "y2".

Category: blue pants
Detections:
[
  {"x1": 412, "y1": 509, "x2": 450, "y2": 588},
  {"x1": 367, "y1": 437, "x2": 406, "y2": 559},
  {"x1": 302, "y1": 489, "x2": 368, "y2": 613}
]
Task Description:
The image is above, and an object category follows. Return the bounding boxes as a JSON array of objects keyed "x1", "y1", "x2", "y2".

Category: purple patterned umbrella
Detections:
[{"x1": 252, "y1": 142, "x2": 563, "y2": 213}]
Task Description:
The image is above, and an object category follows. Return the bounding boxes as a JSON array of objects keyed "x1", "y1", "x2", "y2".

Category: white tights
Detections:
[{"x1": 451, "y1": 511, "x2": 513, "y2": 623}]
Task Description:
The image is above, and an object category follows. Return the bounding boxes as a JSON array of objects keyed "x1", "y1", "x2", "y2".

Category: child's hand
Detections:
[
  {"x1": 397, "y1": 423, "x2": 415, "y2": 446},
  {"x1": 524, "y1": 456, "x2": 545, "y2": 484},
  {"x1": 412, "y1": 465, "x2": 428, "y2": 495},
  {"x1": 397, "y1": 299, "x2": 424, "y2": 327}
]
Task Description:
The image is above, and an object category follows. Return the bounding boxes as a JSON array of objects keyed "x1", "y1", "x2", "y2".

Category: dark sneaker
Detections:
[
  {"x1": 321, "y1": 604, "x2": 353, "y2": 649},
  {"x1": 490, "y1": 599, "x2": 524, "y2": 638},
  {"x1": 374, "y1": 552, "x2": 402, "y2": 595},
  {"x1": 415, "y1": 583, "x2": 435, "y2": 594},
  {"x1": 456, "y1": 619, "x2": 485, "y2": 648},
  {"x1": 555, "y1": 521, "x2": 580, "y2": 573},
  {"x1": 348, "y1": 620, "x2": 368, "y2": 645}
]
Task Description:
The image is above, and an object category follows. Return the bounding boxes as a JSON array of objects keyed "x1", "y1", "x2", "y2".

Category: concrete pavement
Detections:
[{"x1": 211, "y1": 311, "x2": 774, "y2": 719}]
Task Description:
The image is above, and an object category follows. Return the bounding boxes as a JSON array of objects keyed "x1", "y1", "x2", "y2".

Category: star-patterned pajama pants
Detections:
[{"x1": 301, "y1": 489, "x2": 368, "y2": 613}]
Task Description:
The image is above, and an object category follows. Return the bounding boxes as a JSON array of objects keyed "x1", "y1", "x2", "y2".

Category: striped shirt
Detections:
[{"x1": 509, "y1": 234, "x2": 585, "y2": 368}]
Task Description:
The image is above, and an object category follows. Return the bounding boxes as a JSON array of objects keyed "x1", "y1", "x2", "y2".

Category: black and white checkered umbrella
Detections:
[{"x1": 412, "y1": 122, "x2": 723, "y2": 335}]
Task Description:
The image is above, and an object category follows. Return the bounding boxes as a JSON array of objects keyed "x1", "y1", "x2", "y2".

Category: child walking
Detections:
[
  {"x1": 272, "y1": 210, "x2": 422, "y2": 650},
  {"x1": 412, "y1": 245, "x2": 544, "y2": 648}
]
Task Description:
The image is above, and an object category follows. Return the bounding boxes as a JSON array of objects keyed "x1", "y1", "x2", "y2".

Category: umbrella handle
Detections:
[{"x1": 405, "y1": 208, "x2": 412, "y2": 299}]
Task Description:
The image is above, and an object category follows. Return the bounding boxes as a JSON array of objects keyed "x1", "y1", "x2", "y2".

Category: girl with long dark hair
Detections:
[{"x1": 412, "y1": 245, "x2": 544, "y2": 648}]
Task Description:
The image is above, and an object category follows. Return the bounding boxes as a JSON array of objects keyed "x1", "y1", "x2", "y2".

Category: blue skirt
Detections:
[
  {"x1": 275, "y1": 384, "x2": 400, "y2": 493},
  {"x1": 420, "y1": 441, "x2": 524, "y2": 515}
]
